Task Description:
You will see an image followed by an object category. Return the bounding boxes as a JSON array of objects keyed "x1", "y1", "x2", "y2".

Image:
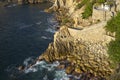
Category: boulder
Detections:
[{"x1": 65, "y1": 66, "x2": 74, "y2": 74}]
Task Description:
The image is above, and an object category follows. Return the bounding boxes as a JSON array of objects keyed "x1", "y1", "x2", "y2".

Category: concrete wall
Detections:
[{"x1": 92, "y1": 8, "x2": 112, "y2": 22}]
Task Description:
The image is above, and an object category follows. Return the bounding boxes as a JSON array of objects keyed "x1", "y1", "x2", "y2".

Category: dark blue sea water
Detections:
[{"x1": 0, "y1": 3, "x2": 69, "y2": 80}]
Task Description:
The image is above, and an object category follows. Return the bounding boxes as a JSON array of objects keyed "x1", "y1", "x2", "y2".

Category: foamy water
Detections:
[
  {"x1": 6, "y1": 4, "x2": 17, "y2": 8},
  {"x1": 35, "y1": 21, "x2": 42, "y2": 25},
  {"x1": 19, "y1": 24, "x2": 33, "y2": 29},
  {"x1": 1, "y1": 3, "x2": 77, "y2": 80},
  {"x1": 23, "y1": 58, "x2": 70, "y2": 80},
  {"x1": 45, "y1": 15, "x2": 59, "y2": 33},
  {"x1": 45, "y1": 28, "x2": 56, "y2": 33}
]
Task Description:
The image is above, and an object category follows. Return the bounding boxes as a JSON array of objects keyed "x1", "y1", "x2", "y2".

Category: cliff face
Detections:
[
  {"x1": 49, "y1": 0, "x2": 120, "y2": 27},
  {"x1": 49, "y1": 0, "x2": 76, "y2": 13},
  {"x1": 37, "y1": 1, "x2": 118, "y2": 79},
  {"x1": 39, "y1": 23, "x2": 114, "y2": 78}
]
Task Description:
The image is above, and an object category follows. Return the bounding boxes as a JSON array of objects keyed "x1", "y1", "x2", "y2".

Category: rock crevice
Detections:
[{"x1": 39, "y1": 25, "x2": 114, "y2": 79}]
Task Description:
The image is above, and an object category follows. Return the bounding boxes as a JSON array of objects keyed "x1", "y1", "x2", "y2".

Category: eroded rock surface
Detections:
[{"x1": 39, "y1": 24, "x2": 114, "y2": 79}]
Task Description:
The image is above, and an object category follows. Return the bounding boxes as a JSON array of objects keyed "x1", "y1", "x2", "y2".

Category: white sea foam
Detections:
[
  {"x1": 24, "y1": 61, "x2": 59, "y2": 73},
  {"x1": 36, "y1": 21, "x2": 42, "y2": 25},
  {"x1": 23, "y1": 60, "x2": 70, "y2": 80},
  {"x1": 45, "y1": 28, "x2": 56, "y2": 33},
  {"x1": 47, "y1": 16, "x2": 58, "y2": 25},
  {"x1": 7, "y1": 4, "x2": 17, "y2": 8},
  {"x1": 45, "y1": 16, "x2": 59, "y2": 33},
  {"x1": 40, "y1": 11, "x2": 45, "y2": 13},
  {"x1": 54, "y1": 70, "x2": 70, "y2": 80},
  {"x1": 19, "y1": 24, "x2": 33, "y2": 29},
  {"x1": 43, "y1": 75, "x2": 49, "y2": 80},
  {"x1": 23, "y1": 57, "x2": 34, "y2": 66},
  {"x1": 41, "y1": 36, "x2": 51, "y2": 40}
]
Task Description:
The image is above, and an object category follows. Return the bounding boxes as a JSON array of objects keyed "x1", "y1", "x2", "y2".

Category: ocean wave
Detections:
[
  {"x1": 23, "y1": 57, "x2": 35, "y2": 67},
  {"x1": 40, "y1": 11, "x2": 46, "y2": 13},
  {"x1": 47, "y1": 16, "x2": 58, "y2": 25},
  {"x1": 35, "y1": 21, "x2": 42, "y2": 25},
  {"x1": 19, "y1": 24, "x2": 33, "y2": 29},
  {"x1": 6, "y1": 59, "x2": 71, "y2": 80},
  {"x1": 6, "y1": 64, "x2": 24, "y2": 79},
  {"x1": 45, "y1": 28, "x2": 56, "y2": 33},
  {"x1": 54, "y1": 70, "x2": 70, "y2": 80},
  {"x1": 6, "y1": 4, "x2": 17, "y2": 8},
  {"x1": 6, "y1": 64, "x2": 18, "y2": 72},
  {"x1": 41, "y1": 36, "x2": 51, "y2": 40},
  {"x1": 6, "y1": 57, "x2": 36, "y2": 79},
  {"x1": 24, "y1": 61, "x2": 60, "y2": 73},
  {"x1": 46, "y1": 16, "x2": 59, "y2": 33},
  {"x1": 23, "y1": 60, "x2": 71, "y2": 80},
  {"x1": 6, "y1": 57, "x2": 35, "y2": 72},
  {"x1": 43, "y1": 75, "x2": 49, "y2": 80}
]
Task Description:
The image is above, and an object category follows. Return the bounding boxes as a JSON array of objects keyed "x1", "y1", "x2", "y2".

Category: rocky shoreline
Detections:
[
  {"x1": 17, "y1": 0, "x2": 120, "y2": 79},
  {"x1": 36, "y1": 0, "x2": 117, "y2": 79},
  {"x1": 37, "y1": 0, "x2": 120, "y2": 79},
  {"x1": 38, "y1": 25, "x2": 114, "y2": 79},
  {"x1": 0, "y1": 0, "x2": 52, "y2": 7}
]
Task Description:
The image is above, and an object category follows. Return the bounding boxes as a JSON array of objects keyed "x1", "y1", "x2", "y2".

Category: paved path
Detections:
[{"x1": 68, "y1": 21, "x2": 114, "y2": 43}]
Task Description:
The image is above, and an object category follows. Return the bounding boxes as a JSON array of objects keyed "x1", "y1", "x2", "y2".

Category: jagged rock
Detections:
[
  {"x1": 38, "y1": 25, "x2": 114, "y2": 79},
  {"x1": 18, "y1": 65, "x2": 25, "y2": 70},
  {"x1": 74, "y1": 66, "x2": 81, "y2": 73},
  {"x1": 44, "y1": 8, "x2": 53, "y2": 13},
  {"x1": 57, "y1": 64, "x2": 65, "y2": 69},
  {"x1": 65, "y1": 66, "x2": 74, "y2": 74},
  {"x1": 35, "y1": 0, "x2": 120, "y2": 79},
  {"x1": 18, "y1": 0, "x2": 23, "y2": 4}
]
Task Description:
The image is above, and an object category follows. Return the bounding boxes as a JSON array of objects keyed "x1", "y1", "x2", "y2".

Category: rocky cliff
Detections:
[
  {"x1": 36, "y1": 0, "x2": 120, "y2": 79},
  {"x1": 38, "y1": 22, "x2": 115, "y2": 79},
  {"x1": 48, "y1": 0, "x2": 120, "y2": 27},
  {"x1": 12, "y1": 0, "x2": 119, "y2": 79}
]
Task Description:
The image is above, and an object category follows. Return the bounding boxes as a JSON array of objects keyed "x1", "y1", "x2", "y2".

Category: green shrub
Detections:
[
  {"x1": 76, "y1": 0, "x2": 88, "y2": 9},
  {"x1": 105, "y1": 12, "x2": 120, "y2": 64},
  {"x1": 62, "y1": 18, "x2": 70, "y2": 25},
  {"x1": 96, "y1": 0, "x2": 106, "y2": 3},
  {"x1": 82, "y1": 2, "x2": 93, "y2": 19},
  {"x1": 76, "y1": 0, "x2": 107, "y2": 19}
]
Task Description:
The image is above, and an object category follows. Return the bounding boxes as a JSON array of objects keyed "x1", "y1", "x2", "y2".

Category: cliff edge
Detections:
[
  {"x1": 37, "y1": 0, "x2": 120, "y2": 79},
  {"x1": 38, "y1": 22, "x2": 114, "y2": 79}
]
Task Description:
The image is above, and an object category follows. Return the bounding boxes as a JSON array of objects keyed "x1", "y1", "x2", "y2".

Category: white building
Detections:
[{"x1": 101, "y1": 4, "x2": 110, "y2": 11}]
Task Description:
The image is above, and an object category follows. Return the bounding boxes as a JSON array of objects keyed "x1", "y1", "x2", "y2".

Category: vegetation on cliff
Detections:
[
  {"x1": 82, "y1": 1, "x2": 94, "y2": 19},
  {"x1": 76, "y1": 0, "x2": 88, "y2": 9},
  {"x1": 76, "y1": 0, "x2": 106, "y2": 9},
  {"x1": 76, "y1": 0, "x2": 94, "y2": 19},
  {"x1": 105, "y1": 12, "x2": 120, "y2": 65},
  {"x1": 76, "y1": 0, "x2": 111, "y2": 19}
]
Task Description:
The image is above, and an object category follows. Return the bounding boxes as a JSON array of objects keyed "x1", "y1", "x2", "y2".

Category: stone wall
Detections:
[
  {"x1": 92, "y1": 0, "x2": 120, "y2": 23},
  {"x1": 92, "y1": 8, "x2": 112, "y2": 22},
  {"x1": 116, "y1": 0, "x2": 120, "y2": 11}
]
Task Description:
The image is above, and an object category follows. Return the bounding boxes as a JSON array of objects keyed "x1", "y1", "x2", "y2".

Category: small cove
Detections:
[{"x1": 0, "y1": 3, "x2": 58, "y2": 80}]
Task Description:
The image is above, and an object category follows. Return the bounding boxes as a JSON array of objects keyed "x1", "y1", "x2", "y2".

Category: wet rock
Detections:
[
  {"x1": 37, "y1": 26, "x2": 113, "y2": 79},
  {"x1": 57, "y1": 64, "x2": 65, "y2": 69},
  {"x1": 74, "y1": 66, "x2": 81, "y2": 74},
  {"x1": 65, "y1": 66, "x2": 74, "y2": 74},
  {"x1": 18, "y1": 65, "x2": 25, "y2": 71}
]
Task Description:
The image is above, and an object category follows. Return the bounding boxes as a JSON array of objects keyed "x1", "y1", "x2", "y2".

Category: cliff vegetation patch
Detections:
[{"x1": 105, "y1": 12, "x2": 120, "y2": 65}]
